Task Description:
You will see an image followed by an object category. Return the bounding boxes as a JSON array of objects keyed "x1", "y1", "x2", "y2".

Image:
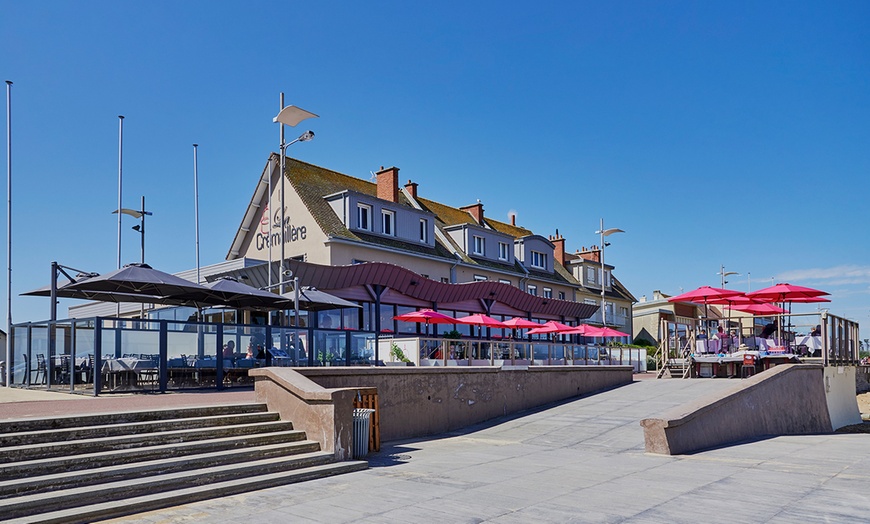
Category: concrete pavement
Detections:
[{"x1": 92, "y1": 378, "x2": 870, "y2": 523}]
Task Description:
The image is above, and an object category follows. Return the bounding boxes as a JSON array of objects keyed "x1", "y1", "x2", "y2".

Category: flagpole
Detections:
[
  {"x1": 116, "y1": 115, "x2": 124, "y2": 319},
  {"x1": 5, "y1": 80, "x2": 12, "y2": 387},
  {"x1": 193, "y1": 144, "x2": 200, "y2": 284}
]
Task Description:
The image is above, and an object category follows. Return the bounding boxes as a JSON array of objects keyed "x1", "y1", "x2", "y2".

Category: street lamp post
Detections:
[
  {"x1": 273, "y1": 95, "x2": 317, "y2": 297},
  {"x1": 112, "y1": 197, "x2": 152, "y2": 317},
  {"x1": 718, "y1": 265, "x2": 739, "y2": 289},
  {"x1": 595, "y1": 218, "x2": 624, "y2": 327}
]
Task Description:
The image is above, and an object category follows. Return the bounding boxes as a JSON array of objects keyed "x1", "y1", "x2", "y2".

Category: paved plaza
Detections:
[{"x1": 62, "y1": 378, "x2": 869, "y2": 523}]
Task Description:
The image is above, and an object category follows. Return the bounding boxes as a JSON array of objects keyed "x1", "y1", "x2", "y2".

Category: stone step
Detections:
[
  {"x1": 0, "y1": 452, "x2": 363, "y2": 520},
  {"x1": 0, "y1": 403, "x2": 268, "y2": 434},
  {"x1": 0, "y1": 421, "x2": 298, "y2": 464},
  {"x1": 0, "y1": 439, "x2": 322, "y2": 498},
  {"x1": 0, "y1": 429, "x2": 307, "y2": 480},
  {"x1": 3, "y1": 460, "x2": 369, "y2": 524},
  {"x1": 0, "y1": 411, "x2": 281, "y2": 447}
]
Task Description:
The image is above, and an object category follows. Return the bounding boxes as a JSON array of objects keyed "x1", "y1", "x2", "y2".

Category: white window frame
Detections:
[
  {"x1": 498, "y1": 242, "x2": 509, "y2": 261},
  {"x1": 472, "y1": 235, "x2": 485, "y2": 256},
  {"x1": 498, "y1": 279, "x2": 512, "y2": 286},
  {"x1": 586, "y1": 266, "x2": 596, "y2": 284},
  {"x1": 357, "y1": 203, "x2": 372, "y2": 231},
  {"x1": 473, "y1": 275, "x2": 488, "y2": 282},
  {"x1": 420, "y1": 218, "x2": 428, "y2": 243},
  {"x1": 381, "y1": 209, "x2": 395, "y2": 236},
  {"x1": 527, "y1": 285, "x2": 537, "y2": 296},
  {"x1": 530, "y1": 250, "x2": 547, "y2": 270},
  {"x1": 558, "y1": 291, "x2": 566, "y2": 300},
  {"x1": 543, "y1": 288, "x2": 552, "y2": 299}
]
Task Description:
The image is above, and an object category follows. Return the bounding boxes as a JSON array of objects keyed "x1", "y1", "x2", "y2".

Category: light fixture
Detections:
[{"x1": 594, "y1": 218, "x2": 625, "y2": 328}]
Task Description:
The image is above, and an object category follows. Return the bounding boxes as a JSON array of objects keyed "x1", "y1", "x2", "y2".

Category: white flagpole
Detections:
[
  {"x1": 193, "y1": 144, "x2": 200, "y2": 284},
  {"x1": 5, "y1": 80, "x2": 12, "y2": 387}
]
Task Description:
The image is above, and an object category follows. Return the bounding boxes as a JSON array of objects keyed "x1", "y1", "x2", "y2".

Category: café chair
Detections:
[{"x1": 741, "y1": 354, "x2": 757, "y2": 378}]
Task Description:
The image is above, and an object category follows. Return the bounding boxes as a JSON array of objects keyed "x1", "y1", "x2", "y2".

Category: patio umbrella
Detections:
[
  {"x1": 63, "y1": 263, "x2": 223, "y2": 305},
  {"x1": 561, "y1": 324, "x2": 598, "y2": 336},
  {"x1": 394, "y1": 309, "x2": 457, "y2": 335},
  {"x1": 595, "y1": 326, "x2": 630, "y2": 337},
  {"x1": 288, "y1": 287, "x2": 362, "y2": 311},
  {"x1": 203, "y1": 277, "x2": 288, "y2": 310},
  {"x1": 526, "y1": 320, "x2": 575, "y2": 335},
  {"x1": 668, "y1": 286, "x2": 742, "y2": 349},
  {"x1": 747, "y1": 283, "x2": 830, "y2": 342},
  {"x1": 501, "y1": 317, "x2": 542, "y2": 329},
  {"x1": 21, "y1": 275, "x2": 174, "y2": 305},
  {"x1": 456, "y1": 314, "x2": 507, "y2": 340},
  {"x1": 728, "y1": 303, "x2": 787, "y2": 315}
]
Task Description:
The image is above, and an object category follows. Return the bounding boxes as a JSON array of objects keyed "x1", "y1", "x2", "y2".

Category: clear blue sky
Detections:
[{"x1": 3, "y1": 1, "x2": 869, "y2": 337}]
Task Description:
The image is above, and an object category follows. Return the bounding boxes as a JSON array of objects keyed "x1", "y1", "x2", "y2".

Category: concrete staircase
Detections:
[{"x1": 0, "y1": 403, "x2": 367, "y2": 523}]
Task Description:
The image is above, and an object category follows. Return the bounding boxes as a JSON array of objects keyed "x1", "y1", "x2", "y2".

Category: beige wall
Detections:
[
  {"x1": 239, "y1": 172, "x2": 328, "y2": 261},
  {"x1": 299, "y1": 366, "x2": 634, "y2": 442},
  {"x1": 328, "y1": 243, "x2": 451, "y2": 279}
]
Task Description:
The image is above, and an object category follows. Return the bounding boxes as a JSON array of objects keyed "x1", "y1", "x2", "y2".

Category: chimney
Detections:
[
  {"x1": 510, "y1": 214, "x2": 516, "y2": 226},
  {"x1": 376, "y1": 166, "x2": 400, "y2": 203},
  {"x1": 460, "y1": 200, "x2": 484, "y2": 224},
  {"x1": 578, "y1": 245, "x2": 601, "y2": 263},
  {"x1": 548, "y1": 229, "x2": 566, "y2": 265},
  {"x1": 404, "y1": 179, "x2": 418, "y2": 200}
]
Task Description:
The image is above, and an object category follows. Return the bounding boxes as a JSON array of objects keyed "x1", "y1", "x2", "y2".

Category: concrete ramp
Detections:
[{"x1": 641, "y1": 364, "x2": 839, "y2": 455}]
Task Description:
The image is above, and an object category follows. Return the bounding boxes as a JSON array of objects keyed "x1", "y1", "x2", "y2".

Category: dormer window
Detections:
[
  {"x1": 357, "y1": 203, "x2": 372, "y2": 231},
  {"x1": 472, "y1": 235, "x2": 485, "y2": 256},
  {"x1": 420, "y1": 218, "x2": 428, "y2": 243},
  {"x1": 530, "y1": 250, "x2": 548, "y2": 270},
  {"x1": 382, "y1": 209, "x2": 395, "y2": 236},
  {"x1": 498, "y1": 242, "x2": 509, "y2": 261}
]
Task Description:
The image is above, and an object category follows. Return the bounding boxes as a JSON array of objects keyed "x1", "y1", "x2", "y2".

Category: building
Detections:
[
  {"x1": 632, "y1": 290, "x2": 723, "y2": 349},
  {"x1": 73, "y1": 155, "x2": 636, "y2": 342}
]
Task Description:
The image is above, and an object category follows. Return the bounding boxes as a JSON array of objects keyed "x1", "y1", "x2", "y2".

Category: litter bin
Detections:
[{"x1": 352, "y1": 408, "x2": 375, "y2": 459}]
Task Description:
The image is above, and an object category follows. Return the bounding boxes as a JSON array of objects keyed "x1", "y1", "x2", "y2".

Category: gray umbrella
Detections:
[
  {"x1": 202, "y1": 277, "x2": 289, "y2": 310},
  {"x1": 21, "y1": 274, "x2": 177, "y2": 304},
  {"x1": 282, "y1": 287, "x2": 361, "y2": 311},
  {"x1": 63, "y1": 263, "x2": 224, "y2": 305}
]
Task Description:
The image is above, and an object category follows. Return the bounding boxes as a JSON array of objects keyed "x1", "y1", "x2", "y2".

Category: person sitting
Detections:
[
  {"x1": 810, "y1": 325, "x2": 821, "y2": 336},
  {"x1": 246, "y1": 335, "x2": 266, "y2": 359},
  {"x1": 760, "y1": 322, "x2": 777, "y2": 339},
  {"x1": 222, "y1": 340, "x2": 235, "y2": 359}
]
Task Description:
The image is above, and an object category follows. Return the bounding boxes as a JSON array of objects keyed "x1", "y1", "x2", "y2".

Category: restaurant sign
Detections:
[{"x1": 255, "y1": 204, "x2": 306, "y2": 250}]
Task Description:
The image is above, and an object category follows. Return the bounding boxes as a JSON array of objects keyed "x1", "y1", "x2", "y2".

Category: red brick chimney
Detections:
[
  {"x1": 578, "y1": 245, "x2": 601, "y2": 263},
  {"x1": 549, "y1": 230, "x2": 566, "y2": 265},
  {"x1": 376, "y1": 166, "x2": 400, "y2": 203},
  {"x1": 460, "y1": 200, "x2": 484, "y2": 224},
  {"x1": 404, "y1": 179, "x2": 419, "y2": 200},
  {"x1": 510, "y1": 213, "x2": 516, "y2": 226}
]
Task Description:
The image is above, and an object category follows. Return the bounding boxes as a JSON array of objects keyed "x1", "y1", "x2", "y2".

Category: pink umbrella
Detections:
[
  {"x1": 561, "y1": 324, "x2": 598, "y2": 336},
  {"x1": 394, "y1": 309, "x2": 457, "y2": 324},
  {"x1": 668, "y1": 286, "x2": 744, "y2": 304},
  {"x1": 596, "y1": 326, "x2": 630, "y2": 337},
  {"x1": 728, "y1": 303, "x2": 787, "y2": 315},
  {"x1": 527, "y1": 320, "x2": 575, "y2": 335},
  {"x1": 747, "y1": 283, "x2": 829, "y2": 302},
  {"x1": 455, "y1": 314, "x2": 507, "y2": 328},
  {"x1": 501, "y1": 317, "x2": 542, "y2": 329},
  {"x1": 394, "y1": 309, "x2": 457, "y2": 336}
]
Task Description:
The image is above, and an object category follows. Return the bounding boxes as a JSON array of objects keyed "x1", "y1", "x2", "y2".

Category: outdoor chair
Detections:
[
  {"x1": 741, "y1": 354, "x2": 757, "y2": 378},
  {"x1": 33, "y1": 353, "x2": 47, "y2": 384}
]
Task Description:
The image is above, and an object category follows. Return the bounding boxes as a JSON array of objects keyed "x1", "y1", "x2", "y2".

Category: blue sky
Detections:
[{"x1": 3, "y1": 1, "x2": 869, "y2": 337}]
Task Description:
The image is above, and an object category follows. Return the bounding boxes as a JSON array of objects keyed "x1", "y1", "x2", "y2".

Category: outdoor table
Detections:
[
  {"x1": 692, "y1": 350, "x2": 800, "y2": 378},
  {"x1": 793, "y1": 335, "x2": 823, "y2": 356},
  {"x1": 101, "y1": 357, "x2": 157, "y2": 390}
]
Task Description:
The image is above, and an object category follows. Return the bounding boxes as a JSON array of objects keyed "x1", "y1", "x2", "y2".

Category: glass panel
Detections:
[
  {"x1": 396, "y1": 306, "x2": 416, "y2": 334},
  {"x1": 379, "y1": 303, "x2": 394, "y2": 334},
  {"x1": 312, "y1": 329, "x2": 346, "y2": 366},
  {"x1": 350, "y1": 333, "x2": 375, "y2": 365},
  {"x1": 342, "y1": 306, "x2": 360, "y2": 331}
]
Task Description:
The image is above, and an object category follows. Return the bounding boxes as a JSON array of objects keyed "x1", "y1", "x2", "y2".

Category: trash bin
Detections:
[{"x1": 352, "y1": 408, "x2": 375, "y2": 459}]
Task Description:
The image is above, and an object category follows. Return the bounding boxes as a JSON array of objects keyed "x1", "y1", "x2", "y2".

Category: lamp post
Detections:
[
  {"x1": 273, "y1": 95, "x2": 317, "y2": 297},
  {"x1": 717, "y1": 265, "x2": 739, "y2": 289},
  {"x1": 594, "y1": 218, "x2": 624, "y2": 327},
  {"x1": 112, "y1": 197, "x2": 152, "y2": 318},
  {"x1": 5, "y1": 80, "x2": 11, "y2": 387}
]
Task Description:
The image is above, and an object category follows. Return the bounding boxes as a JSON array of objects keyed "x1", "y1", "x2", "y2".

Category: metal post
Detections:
[
  {"x1": 279, "y1": 93, "x2": 285, "y2": 294},
  {"x1": 5, "y1": 80, "x2": 12, "y2": 388},
  {"x1": 600, "y1": 218, "x2": 606, "y2": 327},
  {"x1": 116, "y1": 116, "x2": 124, "y2": 320},
  {"x1": 193, "y1": 144, "x2": 200, "y2": 284}
]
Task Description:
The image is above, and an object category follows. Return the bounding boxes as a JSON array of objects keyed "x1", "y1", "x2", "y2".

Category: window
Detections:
[
  {"x1": 543, "y1": 288, "x2": 552, "y2": 299},
  {"x1": 357, "y1": 203, "x2": 371, "y2": 231},
  {"x1": 473, "y1": 275, "x2": 487, "y2": 282},
  {"x1": 530, "y1": 250, "x2": 548, "y2": 269},
  {"x1": 441, "y1": 277, "x2": 450, "y2": 284},
  {"x1": 586, "y1": 266, "x2": 596, "y2": 284},
  {"x1": 558, "y1": 291, "x2": 566, "y2": 300},
  {"x1": 381, "y1": 209, "x2": 395, "y2": 236},
  {"x1": 498, "y1": 279, "x2": 512, "y2": 286},
  {"x1": 527, "y1": 285, "x2": 537, "y2": 296},
  {"x1": 603, "y1": 269, "x2": 610, "y2": 288},
  {"x1": 619, "y1": 306, "x2": 629, "y2": 317},
  {"x1": 472, "y1": 235, "x2": 485, "y2": 256},
  {"x1": 498, "y1": 242, "x2": 509, "y2": 261},
  {"x1": 420, "y1": 218, "x2": 428, "y2": 243}
]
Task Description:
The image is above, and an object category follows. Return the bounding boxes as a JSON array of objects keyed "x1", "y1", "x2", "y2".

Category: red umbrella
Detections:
[
  {"x1": 455, "y1": 314, "x2": 507, "y2": 328},
  {"x1": 668, "y1": 286, "x2": 743, "y2": 304},
  {"x1": 596, "y1": 326, "x2": 630, "y2": 337},
  {"x1": 394, "y1": 309, "x2": 456, "y2": 324},
  {"x1": 728, "y1": 303, "x2": 787, "y2": 315},
  {"x1": 527, "y1": 320, "x2": 575, "y2": 335},
  {"x1": 501, "y1": 317, "x2": 542, "y2": 328},
  {"x1": 746, "y1": 283, "x2": 829, "y2": 302},
  {"x1": 562, "y1": 324, "x2": 598, "y2": 336}
]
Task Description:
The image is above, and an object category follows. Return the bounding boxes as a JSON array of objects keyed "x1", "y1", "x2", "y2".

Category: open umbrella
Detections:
[
  {"x1": 595, "y1": 326, "x2": 630, "y2": 337},
  {"x1": 501, "y1": 317, "x2": 542, "y2": 329},
  {"x1": 21, "y1": 275, "x2": 173, "y2": 305},
  {"x1": 747, "y1": 283, "x2": 830, "y2": 342},
  {"x1": 668, "y1": 286, "x2": 742, "y2": 350},
  {"x1": 394, "y1": 309, "x2": 457, "y2": 336},
  {"x1": 728, "y1": 303, "x2": 787, "y2": 315},
  {"x1": 455, "y1": 314, "x2": 507, "y2": 328},
  {"x1": 527, "y1": 320, "x2": 575, "y2": 335},
  {"x1": 203, "y1": 277, "x2": 288, "y2": 310},
  {"x1": 561, "y1": 324, "x2": 598, "y2": 336},
  {"x1": 64, "y1": 263, "x2": 223, "y2": 305}
]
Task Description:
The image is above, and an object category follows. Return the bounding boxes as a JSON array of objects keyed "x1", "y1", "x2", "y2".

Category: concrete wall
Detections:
[
  {"x1": 298, "y1": 366, "x2": 633, "y2": 442},
  {"x1": 641, "y1": 364, "x2": 834, "y2": 455},
  {"x1": 823, "y1": 365, "x2": 862, "y2": 429}
]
